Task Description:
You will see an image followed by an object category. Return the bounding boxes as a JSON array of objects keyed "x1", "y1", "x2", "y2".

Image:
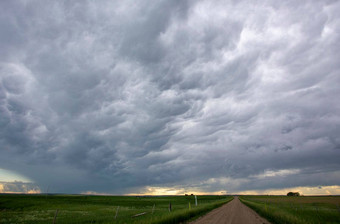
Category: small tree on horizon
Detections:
[{"x1": 287, "y1": 192, "x2": 300, "y2": 196}]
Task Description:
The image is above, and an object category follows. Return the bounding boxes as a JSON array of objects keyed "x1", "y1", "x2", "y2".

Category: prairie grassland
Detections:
[
  {"x1": 0, "y1": 194, "x2": 232, "y2": 224},
  {"x1": 239, "y1": 195, "x2": 340, "y2": 224}
]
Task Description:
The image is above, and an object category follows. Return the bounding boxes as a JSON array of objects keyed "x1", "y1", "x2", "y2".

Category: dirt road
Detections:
[{"x1": 190, "y1": 196, "x2": 270, "y2": 224}]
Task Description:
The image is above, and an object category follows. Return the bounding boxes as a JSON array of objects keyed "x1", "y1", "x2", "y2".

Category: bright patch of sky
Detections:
[{"x1": 0, "y1": 169, "x2": 32, "y2": 182}]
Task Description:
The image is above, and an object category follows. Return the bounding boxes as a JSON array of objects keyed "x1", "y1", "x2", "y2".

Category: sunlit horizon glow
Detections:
[
  {"x1": 0, "y1": 175, "x2": 339, "y2": 196},
  {"x1": 81, "y1": 185, "x2": 340, "y2": 196},
  {"x1": 0, "y1": 181, "x2": 41, "y2": 194},
  {"x1": 125, "y1": 185, "x2": 340, "y2": 196}
]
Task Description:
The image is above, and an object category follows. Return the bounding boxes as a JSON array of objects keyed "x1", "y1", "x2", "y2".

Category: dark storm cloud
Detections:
[{"x1": 0, "y1": 0, "x2": 340, "y2": 194}]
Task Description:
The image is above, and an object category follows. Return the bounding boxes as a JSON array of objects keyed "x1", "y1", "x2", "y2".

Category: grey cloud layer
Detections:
[{"x1": 0, "y1": 0, "x2": 340, "y2": 193}]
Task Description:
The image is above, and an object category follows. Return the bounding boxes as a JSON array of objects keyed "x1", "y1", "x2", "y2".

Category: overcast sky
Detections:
[{"x1": 1, "y1": 0, "x2": 340, "y2": 195}]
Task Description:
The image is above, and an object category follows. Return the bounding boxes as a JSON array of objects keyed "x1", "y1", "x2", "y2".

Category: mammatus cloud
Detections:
[{"x1": 0, "y1": 0, "x2": 340, "y2": 194}]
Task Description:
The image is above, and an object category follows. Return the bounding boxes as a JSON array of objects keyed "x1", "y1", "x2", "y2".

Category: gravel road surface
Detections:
[{"x1": 190, "y1": 196, "x2": 270, "y2": 224}]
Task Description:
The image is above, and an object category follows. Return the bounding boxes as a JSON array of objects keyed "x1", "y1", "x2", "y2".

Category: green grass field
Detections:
[
  {"x1": 239, "y1": 195, "x2": 340, "y2": 224},
  {"x1": 0, "y1": 194, "x2": 233, "y2": 224}
]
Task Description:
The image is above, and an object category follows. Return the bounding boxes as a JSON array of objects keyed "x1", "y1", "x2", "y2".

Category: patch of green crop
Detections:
[
  {"x1": 0, "y1": 194, "x2": 233, "y2": 224},
  {"x1": 239, "y1": 195, "x2": 340, "y2": 224}
]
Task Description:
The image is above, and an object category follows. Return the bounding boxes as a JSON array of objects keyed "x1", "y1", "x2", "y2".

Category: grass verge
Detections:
[{"x1": 151, "y1": 197, "x2": 233, "y2": 224}]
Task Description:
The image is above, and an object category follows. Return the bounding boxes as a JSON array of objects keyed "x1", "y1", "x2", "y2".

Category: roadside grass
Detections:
[
  {"x1": 239, "y1": 195, "x2": 340, "y2": 224},
  {"x1": 150, "y1": 198, "x2": 232, "y2": 224},
  {"x1": 0, "y1": 194, "x2": 233, "y2": 224}
]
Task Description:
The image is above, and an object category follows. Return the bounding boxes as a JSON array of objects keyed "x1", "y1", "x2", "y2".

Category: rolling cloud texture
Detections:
[{"x1": 1, "y1": 0, "x2": 340, "y2": 194}]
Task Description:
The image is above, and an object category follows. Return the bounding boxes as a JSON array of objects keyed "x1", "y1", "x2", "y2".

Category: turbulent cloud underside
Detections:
[{"x1": 0, "y1": 0, "x2": 340, "y2": 194}]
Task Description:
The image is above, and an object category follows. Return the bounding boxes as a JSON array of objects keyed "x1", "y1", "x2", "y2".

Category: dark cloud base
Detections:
[{"x1": 0, "y1": 0, "x2": 340, "y2": 194}]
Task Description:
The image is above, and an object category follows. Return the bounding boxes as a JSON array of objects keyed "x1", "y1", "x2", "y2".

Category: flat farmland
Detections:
[
  {"x1": 0, "y1": 194, "x2": 232, "y2": 224},
  {"x1": 240, "y1": 195, "x2": 340, "y2": 224}
]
